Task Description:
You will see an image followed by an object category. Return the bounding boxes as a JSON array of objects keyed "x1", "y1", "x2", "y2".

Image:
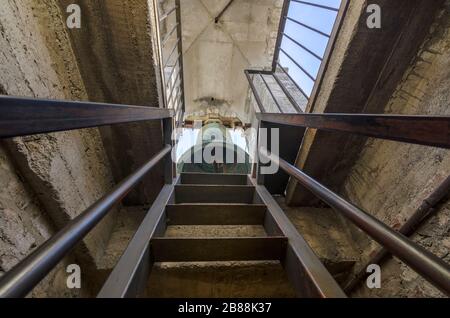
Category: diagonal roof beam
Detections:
[
  {"x1": 214, "y1": 0, "x2": 235, "y2": 23},
  {"x1": 196, "y1": 0, "x2": 251, "y2": 65}
]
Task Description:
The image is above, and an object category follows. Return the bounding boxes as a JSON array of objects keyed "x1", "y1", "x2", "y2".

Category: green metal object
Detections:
[{"x1": 178, "y1": 123, "x2": 251, "y2": 174}]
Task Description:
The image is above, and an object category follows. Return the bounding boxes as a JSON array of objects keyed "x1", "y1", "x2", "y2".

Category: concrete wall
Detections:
[
  {"x1": 0, "y1": 145, "x2": 88, "y2": 298},
  {"x1": 58, "y1": 0, "x2": 165, "y2": 206},
  {"x1": 181, "y1": 0, "x2": 283, "y2": 124},
  {"x1": 345, "y1": 3, "x2": 450, "y2": 297},
  {"x1": 0, "y1": 0, "x2": 118, "y2": 296},
  {"x1": 285, "y1": 0, "x2": 445, "y2": 206}
]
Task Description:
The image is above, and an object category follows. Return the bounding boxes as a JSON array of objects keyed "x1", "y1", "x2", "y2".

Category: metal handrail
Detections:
[
  {"x1": 257, "y1": 112, "x2": 450, "y2": 149},
  {"x1": 0, "y1": 0, "x2": 185, "y2": 298},
  {"x1": 344, "y1": 175, "x2": 450, "y2": 293},
  {"x1": 0, "y1": 96, "x2": 173, "y2": 138},
  {"x1": 259, "y1": 147, "x2": 450, "y2": 296},
  {"x1": 0, "y1": 145, "x2": 172, "y2": 298},
  {"x1": 251, "y1": 0, "x2": 449, "y2": 296}
]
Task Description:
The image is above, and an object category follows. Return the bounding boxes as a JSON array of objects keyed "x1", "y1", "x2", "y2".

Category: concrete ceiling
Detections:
[{"x1": 177, "y1": 0, "x2": 283, "y2": 124}]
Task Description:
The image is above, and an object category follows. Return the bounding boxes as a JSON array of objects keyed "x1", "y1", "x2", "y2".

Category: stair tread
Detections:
[
  {"x1": 175, "y1": 184, "x2": 256, "y2": 204},
  {"x1": 151, "y1": 237, "x2": 287, "y2": 262},
  {"x1": 180, "y1": 173, "x2": 248, "y2": 178},
  {"x1": 180, "y1": 173, "x2": 249, "y2": 185},
  {"x1": 153, "y1": 236, "x2": 284, "y2": 239},
  {"x1": 146, "y1": 261, "x2": 297, "y2": 298},
  {"x1": 166, "y1": 204, "x2": 266, "y2": 225},
  {"x1": 168, "y1": 203, "x2": 264, "y2": 206},
  {"x1": 176, "y1": 184, "x2": 254, "y2": 187},
  {"x1": 164, "y1": 225, "x2": 267, "y2": 238}
]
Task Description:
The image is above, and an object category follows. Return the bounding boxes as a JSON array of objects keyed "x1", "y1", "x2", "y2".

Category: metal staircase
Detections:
[
  {"x1": 1, "y1": 95, "x2": 450, "y2": 298},
  {"x1": 1, "y1": 0, "x2": 449, "y2": 298},
  {"x1": 153, "y1": 173, "x2": 286, "y2": 264},
  {"x1": 97, "y1": 172, "x2": 345, "y2": 298}
]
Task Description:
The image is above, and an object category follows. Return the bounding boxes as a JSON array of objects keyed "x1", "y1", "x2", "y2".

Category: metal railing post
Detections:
[
  {"x1": 163, "y1": 117, "x2": 174, "y2": 184},
  {"x1": 257, "y1": 121, "x2": 271, "y2": 185},
  {"x1": 175, "y1": 0, "x2": 185, "y2": 113}
]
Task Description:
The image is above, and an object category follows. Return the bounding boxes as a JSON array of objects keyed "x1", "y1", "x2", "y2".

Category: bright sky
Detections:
[{"x1": 279, "y1": 0, "x2": 341, "y2": 97}]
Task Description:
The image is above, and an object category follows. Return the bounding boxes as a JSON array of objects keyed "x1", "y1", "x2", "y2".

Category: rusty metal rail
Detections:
[
  {"x1": 249, "y1": 1, "x2": 450, "y2": 294},
  {"x1": 0, "y1": 96, "x2": 172, "y2": 138},
  {"x1": 257, "y1": 112, "x2": 450, "y2": 149},
  {"x1": 259, "y1": 147, "x2": 450, "y2": 296},
  {"x1": 0, "y1": 145, "x2": 172, "y2": 298},
  {"x1": 0, "y1": 89, "x2": 175, "y2": 299},
  {"x1": 0, "y1": 0, "x2": 185, "y2": 299}
]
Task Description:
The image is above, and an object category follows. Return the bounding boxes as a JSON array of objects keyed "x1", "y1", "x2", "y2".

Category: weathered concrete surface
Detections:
[
  {"x1": 146, "y1": 217, "x2": 296, "y2": 297},
  {"x1": 0, "y1": 0, "x2": 119, "y2": 296},
  {"x1": 286, "y1": 0, "x2": 446, "y2": 206},
  {"x1": 147, "y1": 261, "x2": 296, "y2": 298},
  {"x1": 277, "y1": 198, "x2": 359, "y2": 285},
  {"x1": 58, "y1": 0, "x2": 165, "y2": 205},
  {"x1": 98, "y1": 213, "x2": 285, "y2": 298},
  {"x1": 180, "y1": 0, "x2": 283, "y2": 124},
  {"x1": 165, "y1": 225, "x2": 267, "y2": 237},
  {"x1": 352, "y1": 201, "x2": 449, "y2": 298},
  {"x1": 0, "y1": 145, "x2": 89, "y2": 297},
  {"x1": 96, "y1": 206, "x2": 147, "y2": 286},
  {"x1": 345, "y1": 4, "x2": 450, "y2": 297},
  {"x1": 146, "y1": 206, "x2": 358, "y2": 297}
]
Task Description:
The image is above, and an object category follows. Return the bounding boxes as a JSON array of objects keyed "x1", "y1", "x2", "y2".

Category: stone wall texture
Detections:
[
  {"x1": 0, "y1": 0, "x2": 118, "y2": 297},
  {"x1": 346, "y1": 3, "x2": 450, "y2": 298}
]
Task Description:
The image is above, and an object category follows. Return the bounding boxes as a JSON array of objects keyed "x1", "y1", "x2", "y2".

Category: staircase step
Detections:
[
  {"x1": 180, "y1": 173, "x2": 248, "y2": 185},
  {"x1": 166, "y1": 204, "x2": 266, "y2": 225},
  {"x1": 174, "y1": 185, "x2": 255, "y2": 204},
  {"x1": 151, "y1": 237, "x2": 287, "y2": 262},
  {"x1": 146, "y1": 261, "x2": 297, "y2": 298},
  {"x1": 164, "y1": 225, "x2": 267, "y2": 238}
]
